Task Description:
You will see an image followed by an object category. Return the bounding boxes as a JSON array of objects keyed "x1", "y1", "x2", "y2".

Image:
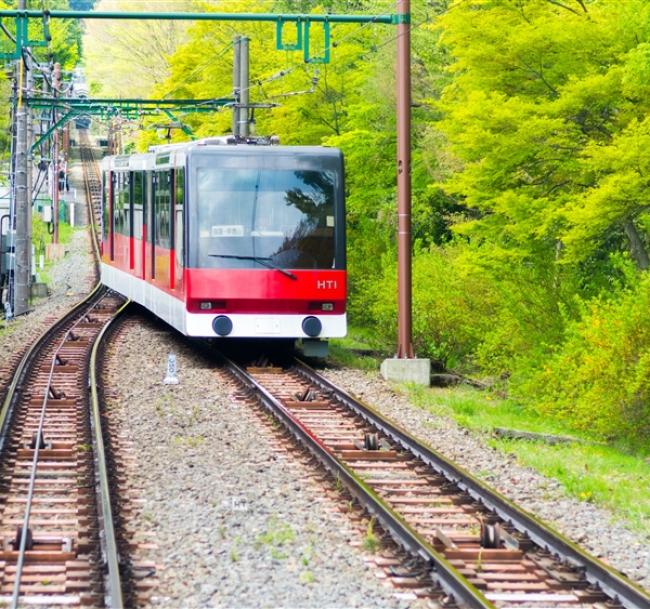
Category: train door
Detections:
[
  {"x1": 174, "y1": 167, "x2": 185, "y2": 293},
  {"x1": 153, "y1": 170, "x2": 172, "y2": 293},
  {"x1": 149, "y1": 170, "x2": 155, "y2": 282},
  {"x1": 101, "y1": 170, "x2": 109, "y2": 260},
  {"x1": 128, "y1": 171, "x2": 135, "y2": 271},
  {"x1": 108, "y1": 171, "x2": 114, "y2": 261},
  {"x1": 169, "y1": 170, "x2": 176, "y2": 290},
  {"x1": 144, "y1": 170, "x2": 155, "y2": 311},
  {"x1": 131, "y1": 171, "x2": 144, "y2": 278}
]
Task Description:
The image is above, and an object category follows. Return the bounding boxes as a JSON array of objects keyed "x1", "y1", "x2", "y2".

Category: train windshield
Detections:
[{"x1": 191, "y1": 167, "x2": 338, "y2": 270}]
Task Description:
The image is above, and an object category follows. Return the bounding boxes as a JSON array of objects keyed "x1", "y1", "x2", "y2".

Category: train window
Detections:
[
  {"x1": 155, "y1": 170, "x2": 171, "y2": 249},
  {"x1": 114, "y1": 172, "x2": 130, "y2": 236},
  {"x1": 114, "y1": 173, "x2": 121, "y2": 235},
  {"x1": 192, "y1": 168, "x2": 336, "y2": 270},
  {"x1": 175, "y1": 168, "x2": 184, "y2": 266}
]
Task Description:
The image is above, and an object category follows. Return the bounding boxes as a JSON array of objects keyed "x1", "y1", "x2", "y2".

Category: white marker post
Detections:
[{"x1": 163, "y1": 353, "x2": 179, "y2": 385}]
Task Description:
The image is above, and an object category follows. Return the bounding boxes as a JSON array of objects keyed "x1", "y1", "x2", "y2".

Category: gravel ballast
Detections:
[
  {"x1": 322, "y1": 367, "x2": 650, "y2": 592},
  {"x1": 106, "y1": 318, "x2": 419, "y2": 609}
]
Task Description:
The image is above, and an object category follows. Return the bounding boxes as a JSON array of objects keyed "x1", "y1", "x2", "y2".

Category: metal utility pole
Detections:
[
  {"x1": 396, "y1": 0, "x2": 413, "y2": 358},
  {"x1": 232, "y1": 36, "x2": 241, "y2": 137},
  {"x1": 13, "y1": 0, "x2": 30, "y2": 316},
  {"x1": 239, "y1": 36, "x2": 250, "y2": 137},
  {"x1": 231, "y1": 35, "x2": 250, "y2": 138},
  {"x1": 52, "y1": 62, "x2": 60, "y2": 244}
]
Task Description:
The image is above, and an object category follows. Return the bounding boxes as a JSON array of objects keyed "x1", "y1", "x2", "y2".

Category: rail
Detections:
[
  {"x1": 8, "y1": 288, "x2": 110, "y2": 608},
  {"x1": 89, "y1": 299, "x2": 131, "y2": 609},
  {"x1": 219, "y1": 352, "x2": 492, "y2": 609},
  {"x1": 215, "y1": 349, "x2": 650, "y2": 609},
  {"x1": 292, "y1": 359, "x2": 650, "y2": 609},
  {"x1": 0, "y1": 138, "x2": 126, "y2": 608}
]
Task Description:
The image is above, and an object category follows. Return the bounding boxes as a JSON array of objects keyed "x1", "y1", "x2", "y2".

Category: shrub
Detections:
[{"x1": 518, "y1": 272, "x2": 650, "y2": 441}]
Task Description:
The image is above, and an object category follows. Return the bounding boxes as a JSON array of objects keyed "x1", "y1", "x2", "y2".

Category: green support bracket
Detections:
[
  {"x1": 391, "y1": 13, "x2": 411, "y2": 25},
  {"x1": 276, "y1": 17, "x2": 303, "y2": 52},
  {"x1": 28, "y1": 12, "x2": 51, "y2": 48},
  {"x1": 31, "y1": 109, "x2": 78, "y2": 152},
  {"x1": 0, "y1": 16, "x2": 23, "y2": 59},
  {"x1": 0, "y1": 13, "x2": 52, "y2": 59},
  {"x1": 162, "y1": 109, "x2": 194, "y2": 138},
  {"x1": 304, "y1": 19, "x2": 330, "y2": 64}
]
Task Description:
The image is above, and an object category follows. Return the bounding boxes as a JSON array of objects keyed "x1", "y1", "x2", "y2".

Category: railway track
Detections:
[
  {"x1": 0, "y1": 137, "x2": 132, "y2": 608},
  {"x1": 77, "y1": 131, "x2": 103, "y2": 256},
  {"x1": 0, "y1": 288, "x2": 127, "y2": 607},
  {"x1": 219, "y1": 352, "x2": 650, "y2": 609}
]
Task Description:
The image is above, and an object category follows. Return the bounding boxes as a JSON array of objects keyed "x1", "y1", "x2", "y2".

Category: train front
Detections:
[{"x1": 184, "y1": 144, "x2": 346, "y2": 353}]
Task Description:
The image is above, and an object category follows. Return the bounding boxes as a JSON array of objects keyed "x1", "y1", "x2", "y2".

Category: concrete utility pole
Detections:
[
  {"x1": 52, "y1": 62, "x2": 61, "y2": 244},
  {"x1": 13, "y1": 0, "x2": 31, "y2": 316}
]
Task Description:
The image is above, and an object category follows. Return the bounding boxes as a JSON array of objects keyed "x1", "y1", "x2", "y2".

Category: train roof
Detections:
[{"x1": 101, "y1": 136, "x2": 342, "y2": 171}]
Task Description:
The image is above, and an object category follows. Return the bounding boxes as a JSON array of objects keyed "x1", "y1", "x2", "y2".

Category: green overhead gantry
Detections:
[
  {"x1": 0, "y1": 9, "x2": 402, "y2": 64},
  {"x1": 28, "y1": 97, "x2": 235, "y2": 151},
  {"x1": 2, "y1": 8, "x2": 401, "y2": 149}
]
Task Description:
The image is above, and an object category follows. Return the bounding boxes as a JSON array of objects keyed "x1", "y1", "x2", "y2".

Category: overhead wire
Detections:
[
  {"x1": 229, "y1": 0, "x2": 465, "y2": 103},
  {"x1": 160, "y1": 38, "x2": 235, "y2": 100}
]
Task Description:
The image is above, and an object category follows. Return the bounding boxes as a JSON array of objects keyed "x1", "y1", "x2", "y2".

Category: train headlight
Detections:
[
  {"x1": 199, "y1": 301, "x2": 213, "y2": 310},
  {"x1": 213, "y1": 315, "x2": 233, "y2": 336},
  {"x1": 302, "y1": 316, "x2": 322, "y2": 338}
]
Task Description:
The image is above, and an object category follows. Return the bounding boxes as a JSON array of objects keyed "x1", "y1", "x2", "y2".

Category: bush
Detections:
[
  {"x1": 365, "y1": 242, "x2": 567, "y2": 373},
  {"x1": 367, "y1": 244, "x2": 498, "y2": 368},
  {"x1": 518, "y1": 272, "x2": 650, "y2": 441}
]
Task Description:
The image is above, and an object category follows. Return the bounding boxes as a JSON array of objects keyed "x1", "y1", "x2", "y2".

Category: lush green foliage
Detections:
[
  {"x1": 520, "y1": 271, "x2": 650, "y2": 439},
  {"x1": 82, "y1": 0, "x2": 649, "y2": 443},
  {"x1": 84, "y1": 0, "x2": 192, "y2": 97}
]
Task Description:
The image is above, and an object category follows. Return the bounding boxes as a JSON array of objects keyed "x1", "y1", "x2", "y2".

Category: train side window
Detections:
[
  {"x1": 116, "y1": 172, "x2": 125, "y2": 236},
  {"x1": 155, "y1": 170, "x2": 171, "y2": 249},
  {"x1": 175, "y1": 168, "x2": 184, "y2": 266},
  {"x1": 116, "y1": 172, "x2": 130, "y2": 237}
]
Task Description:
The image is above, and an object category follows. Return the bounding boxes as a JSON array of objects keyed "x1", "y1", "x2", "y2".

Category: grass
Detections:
[
  {"x1": 255, "y1": 517, "x2": 296, "y2": 560},
  {"x1": 299, "y1": 570, "x2": 315, "y2": 584},
  {"x1": 362, "y1": 516, "x2": 380, "y2": 553},
  {"x1": 406, "y1": 384, "x2": 650, "y2": 535}
]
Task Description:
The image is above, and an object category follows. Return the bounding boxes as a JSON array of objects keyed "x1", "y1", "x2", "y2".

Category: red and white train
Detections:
[{"x1": 100, "y1": 136, "x2": 347, "y2": 354}]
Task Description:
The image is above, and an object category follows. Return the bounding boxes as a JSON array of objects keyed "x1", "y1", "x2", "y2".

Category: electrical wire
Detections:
[{"x1": 160, "y1": 38, "x2": 235, "y2": 100}]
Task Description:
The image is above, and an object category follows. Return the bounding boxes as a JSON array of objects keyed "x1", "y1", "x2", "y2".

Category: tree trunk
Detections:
[{"x1": 623, "y1": 218, "x2": 650, "y2": 271}]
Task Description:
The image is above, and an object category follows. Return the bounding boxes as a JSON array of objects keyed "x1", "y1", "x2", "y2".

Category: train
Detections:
[
  {"x1": 71, "y1": 69, "x2": 92, "y2": 130},
  {"x1": 100, "y1": 136, "x2": 347, "y2": 355}
]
